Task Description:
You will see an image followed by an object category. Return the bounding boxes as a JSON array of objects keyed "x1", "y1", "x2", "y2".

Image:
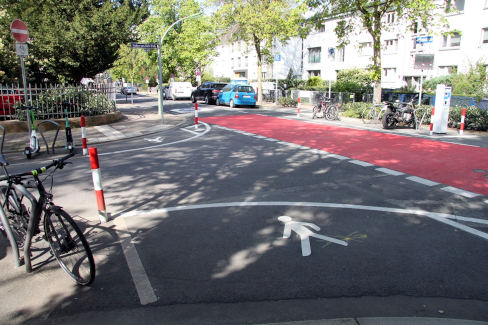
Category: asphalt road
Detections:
[{"x1": 0, "y1": 95, "x2": 487, "y2": 324}]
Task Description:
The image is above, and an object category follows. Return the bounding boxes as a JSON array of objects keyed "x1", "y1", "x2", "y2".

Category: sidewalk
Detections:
[{"x1": 1, "y1": 111, "x2": 188, "y2": 153}]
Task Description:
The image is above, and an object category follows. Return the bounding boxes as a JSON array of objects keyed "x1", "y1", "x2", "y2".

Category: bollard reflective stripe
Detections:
[
  {"x1": 81, "y1": 116, "x2": 88, "y2": 156},
  {"x1": 460, "y1": 108, "x2": 466, "y2": 135},
  {"x1": 195, "y1": 102, "x2": 199, "y2": 130},
  {"x1": 429, "y1": 107, "x2": 435, "y2": 136},
  {"x1": 297, "y1": 97, "x2": 301, "y2": 117}
]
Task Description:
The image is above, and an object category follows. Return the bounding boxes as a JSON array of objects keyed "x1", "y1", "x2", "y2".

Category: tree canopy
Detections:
[
  {"x1": 307, "y1": 0, "x2": 453, "y2": 101},
  {"x1": 210, "y1": 0, "x2": 307, "y2": 103},
  {"x1": 137, "y1": 0, "x2": 219, "y2": 85},
  {"x1": 0, "y1": 0, "x2": 149, "y2": 84}
]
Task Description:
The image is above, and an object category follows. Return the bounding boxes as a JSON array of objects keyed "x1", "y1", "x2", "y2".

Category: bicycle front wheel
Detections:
[
  {"x1": 312, "y1": 105, "x2": 319, "y2": 119},
  {"x1": 44, "y1": 209, "x2": 95, "y2": 285},
  {"x1": 362, "y1": 107, "x2": 375, "y2": 124},
  {"x1": 326, "y1": 105, "x2": 339, "y2": 120}
]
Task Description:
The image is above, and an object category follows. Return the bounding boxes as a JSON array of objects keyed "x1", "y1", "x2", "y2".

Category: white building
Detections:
[{"x1": 211, "y1": 0, "x2": 488, "y2": 90}]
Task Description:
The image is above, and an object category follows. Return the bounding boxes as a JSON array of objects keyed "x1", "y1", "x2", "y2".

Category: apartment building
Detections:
[{"x1": 211, "y1": 0, "x2": 488, "y2": 90}]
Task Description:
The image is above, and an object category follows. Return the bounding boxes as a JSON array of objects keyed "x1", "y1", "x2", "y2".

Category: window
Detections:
[
  {"x1": 485, "y1": 0, "x2": 488, "y2": 9},
  {"x1": 336, "y1": 47, "x2": 345, "y2": 62},
  {"x1": 308, "y1": 70, "x2": 321, "y2": 77},
  {"x1": 318, "y1": 25, "x2": 325, "y2": 33},
  {"x1": 411, "y1": 22, "x2": 419, "y2": 34},
  {"x1": 483, "y1": 28, "x2": 488, "y2": 44},
  {"x1": 245, "y1": 56, "x2": 248, "y2": 66},
  {"x1": 231, "y1": 58, "x2": 234, "y2": 69},
  {"x1": 231, "y1": 43, "x2": 234, "y2": 52},
  {"x1": 441, "y1": 33, "x2": 461, "y2": 48},
  {"x1": 448, "y1": 0, "x2": 465, "y2": 12},
  {"x1": 384, "y1": 39, "x2": 398, "y2": 53},
  {"x1": 238, "y1": 42, "x2": 241, "y2": 52},
  {"x1": 386, "y1": 12, "x2": 395, "y2": 24},
  {"x1": 383, "y1": 68, "x2": 396, "y2": 80},
  {"x1": 308, "y1": 47, "x2": 321, "y2": 63},
  {"x1": 411, "y1": 38, "x2": 425, "y2": 51},
  {"x1": 438, "y1": 66, "x2": 457, "y2": 76},
  {"x1": 238, "y1": 57, "x2": 241, "y2": 67},
  {"x1": 359, "y1": 42, "x2": 372, "y2": 55}
]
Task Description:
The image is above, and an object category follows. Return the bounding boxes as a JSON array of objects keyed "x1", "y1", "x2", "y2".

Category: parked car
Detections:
[
  {"x1": 0, "y1": 87, "x2": 23, "y2": 117},
  {"x1": 121, "y1": 86, "x2": 137, "y2": 95},
  {"x1": 216, "y1": 84, "x2": 257, "y2": 108},
  {"x1": 165, "y1": 82, "x2": 192, "y2": 100},
  {"x1": 190, "y1": 82, "x2": 228, "y2": 104}
]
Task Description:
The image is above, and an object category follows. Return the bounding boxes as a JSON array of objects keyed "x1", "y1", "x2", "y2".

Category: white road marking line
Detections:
[
  {"x1": 95, "y1": 125, "x2": 126, "y2": 137},
  {"x1": 264, "y1": 138, "x2": 279, "y2": 141},
  {"x1": 349, "y1": 160, "x2": 374, "y2": 167},
  {"x1": 99, "y1": 122, "x2": 211, "y2": 156},
  {"x1": 113, "y1": 217, "x2": 157, "y2": 305},
  {"x1": 253, "y1": 135, "x2": 268, "y2": 139},
  {"x1": 119, "y1": 201, "x2": 488, "y2": 241},
  {"x1": 406, "y1": 176, "x2": 440, "y2": 186},
  {"x1": 328, "y1": 154, "x2": 349, "y2": 160},
  {"x1": 441, "y1": 186, "x2": 480, "y2": 198},
  {"x1": 376, "y1": 168, "x2": 405, "y2": 176}
]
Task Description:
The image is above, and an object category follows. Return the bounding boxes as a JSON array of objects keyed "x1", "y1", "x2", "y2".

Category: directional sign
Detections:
[
  {"x1": 130, "y1": 43, "x2": 158, "y2": 49},
  {"x1": 415, "y1": 36, "x2": 433, "y2": 44},
  {"x1": 10, "y1": 19, "x2": 29, "y2": 43},
  {"x1": 144, "y1": 137, "x2": 164, "y2": 143},
  {"x1": 274, "y1": 54, "x2": 281, "y2": 61}
]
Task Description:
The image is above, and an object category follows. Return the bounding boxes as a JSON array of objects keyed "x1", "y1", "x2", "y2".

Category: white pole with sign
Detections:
[
  {"x1": 274, "y1": 54, "x2": 281, "y2": 108},
  {"x1": 10, "y1": 20, "x2": 31, "y2": 131}
]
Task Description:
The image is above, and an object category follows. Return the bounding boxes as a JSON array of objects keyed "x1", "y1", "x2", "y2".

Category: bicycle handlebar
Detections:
[{"x1": 0, "y1": 152, "x2": 75, "y2": 181}]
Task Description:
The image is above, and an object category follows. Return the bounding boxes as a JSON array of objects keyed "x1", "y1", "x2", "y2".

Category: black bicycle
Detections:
[{"x1": 0, "y1": 152, "x2": 95, "y2": 285}]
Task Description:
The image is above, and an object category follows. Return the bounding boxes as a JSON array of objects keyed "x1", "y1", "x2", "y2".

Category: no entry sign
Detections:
[{"x1": 10, "y1": 19, "x2": 29, "y2": 43}]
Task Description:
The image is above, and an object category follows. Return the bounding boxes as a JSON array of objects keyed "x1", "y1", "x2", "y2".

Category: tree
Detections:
[
  {"x1": 0, "y1": 0, "x2": 149, "y2": 83},
  {"x1": 307, "y1": 0, "x2": 453, "y2": 102},
  {"x1": 110, "y1": 45, "x2": 147, "y2": 86},
  {"x1": 138, "y1": 0, "x2": 219, "y2": 85},
  {"x1": 210, "y1": 0, "x2": 307, "y2": 104}
]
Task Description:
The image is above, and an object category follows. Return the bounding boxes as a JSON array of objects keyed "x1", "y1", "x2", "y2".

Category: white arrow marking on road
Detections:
[
  {"x1": 144, "y1": 136, "x2": 164, "y2": 143},
  {"x1": 278, "y1": 216, "x2": 347, "y2": 256}
]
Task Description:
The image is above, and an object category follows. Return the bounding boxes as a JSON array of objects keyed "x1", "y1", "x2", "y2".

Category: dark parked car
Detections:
[{"x1": 190, "y1": 82, "x2": 227, "y2": 105}]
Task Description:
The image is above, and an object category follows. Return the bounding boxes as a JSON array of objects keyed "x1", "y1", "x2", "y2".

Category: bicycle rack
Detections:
[
  {"x1": 415, "y1": 108, "x2": 428, "y2": 130},
  {"x1": 0, "y1": 205, "x2": 22, "y2": 267},
  {"x1": 37, "y1": 120, "x2": 60, "y2": 154}
]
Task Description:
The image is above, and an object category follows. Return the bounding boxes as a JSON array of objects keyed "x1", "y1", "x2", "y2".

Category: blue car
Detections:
[{"x1": 216, "y1": 84, "x2": 257, "y2": 108}]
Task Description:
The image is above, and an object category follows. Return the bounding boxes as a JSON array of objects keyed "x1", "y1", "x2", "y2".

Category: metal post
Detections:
[
  {"x1": 157, "y1": 35, "x2": 164, "y2": 122},
  {"x1": 419, "y1": 69, "x2": 423, "y2": 107},
  {"x1": 20, "y1": 56, "x2": 31, "y2": 132}
]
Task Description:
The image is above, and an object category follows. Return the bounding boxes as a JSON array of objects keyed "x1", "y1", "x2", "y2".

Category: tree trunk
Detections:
[{"x1": 372, "y1": 34, "x2": 382, "y2": 103}]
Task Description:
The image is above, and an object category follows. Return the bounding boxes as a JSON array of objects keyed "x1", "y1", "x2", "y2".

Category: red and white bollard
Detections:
[
  {"x1": 460, "y1": 107, "x2": 466, "y2": 135},
  {"x1": 297, "y1": 98, "x2": 301, "y2": 117},
  {"x1": 81, "y1": 115, "x2": 88, "y2": 156},
  {"x1": 429, "y1": 107, "x2": 435, "y2": 136},
  {"x1": 89, "y1": 147, "x2": 108, "y2": 223},
  {"x1": 195, "y1": 102, "x2": 198, "y2": 130}
]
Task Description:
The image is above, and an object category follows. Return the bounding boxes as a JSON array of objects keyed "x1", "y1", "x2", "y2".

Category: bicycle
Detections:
[
  {"x1": 362, "y1": 102, "x2": 386, "y2": 124},
  {"x1": 0, "y1": 152, "x2": 95, "y2": 285},
  {"x1": 312, "y1": 97, "x2": 340, "y2": 121},
  {"x1": 18, "y1": 106, "x2": 41, "y2": 159}
]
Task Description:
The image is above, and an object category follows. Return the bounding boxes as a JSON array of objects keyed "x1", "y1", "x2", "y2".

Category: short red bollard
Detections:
[
  {"x1": 429, "y1": 107, "x2": 435, "y2": 136},
  {"x1": 195, "y1": 102, "x2": 198, "y2": 130},
  {"x1": 297, "y1": 98, "x2": 301, "y2": 117},
  {"x1": 89, "y1": 147, "x2": 108, "y2": 223},
  {"x1": 81, "y1": 115, "x2": 88, "y2": 156},
  {"x1": 460, "y1": 107, "x2": 466, "y2": 135}
]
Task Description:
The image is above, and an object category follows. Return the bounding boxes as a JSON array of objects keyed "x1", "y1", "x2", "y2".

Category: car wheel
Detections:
[
  {"x1": 230, "y1": 99, "x2": 235, "y2": 108},
  {"x1": 191, "y1": 95, "x2": 196, "y2": 103},
  {"x1": 204, "y1": 95, "x2": 210, "y2": 105},
  {"x1": 216, "y1": 98, "x2": 221, "y2": 106}
]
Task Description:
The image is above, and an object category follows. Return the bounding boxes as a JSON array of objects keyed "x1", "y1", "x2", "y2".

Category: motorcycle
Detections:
[{"x1": 381, "y1": 100, "x2": 417, "y2": 129}]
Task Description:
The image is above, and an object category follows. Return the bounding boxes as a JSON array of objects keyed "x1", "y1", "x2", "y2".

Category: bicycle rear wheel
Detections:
[
  {"x1": 362, "y1": 107, "x2": 375, "y2": 124},
  {"x1": 44, "y1": 209, "x2": 95, "y2": 285},
  {"x1": 312, "y1": 105, "x2": 319, "y2": 119}
]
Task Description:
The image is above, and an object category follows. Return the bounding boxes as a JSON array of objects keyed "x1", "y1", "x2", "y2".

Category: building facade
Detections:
[{"x1": 211, "y1": 0, "x2": 488, "y2": 90}]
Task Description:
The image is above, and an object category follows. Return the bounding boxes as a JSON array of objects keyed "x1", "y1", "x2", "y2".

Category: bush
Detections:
[
  {"x1": 307, "y1": 76, "x2": 322, "y2": 87},
  {"x1": 278, "y1": 97, "x2": 298, "y2": 107},
  {"x1": 342, "y1": 102, "x2": 371, "y2": 118}
]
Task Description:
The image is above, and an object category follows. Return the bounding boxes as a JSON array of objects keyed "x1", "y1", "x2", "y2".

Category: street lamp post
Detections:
[{"x1": 158, "y1": 12, "x2": 203, "y2": 123}]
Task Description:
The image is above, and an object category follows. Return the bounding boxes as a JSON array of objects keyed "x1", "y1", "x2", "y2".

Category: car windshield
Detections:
[
  {"x1": 215, "y1": 84, "x2": 227, "y2": 90},
  {"x1": 237, "y1": 86, "x2": 253, "y2": 93},
  {"x1": 221, "y1": 85, "x2": 233, "y2": 92}
]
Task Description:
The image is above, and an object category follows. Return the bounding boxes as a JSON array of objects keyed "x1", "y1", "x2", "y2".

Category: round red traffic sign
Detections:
[{"x1": 10, "y1": 19, "x2": 29, "y2": 43}]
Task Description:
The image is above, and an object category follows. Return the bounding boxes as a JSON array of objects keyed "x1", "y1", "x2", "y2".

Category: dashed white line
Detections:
[
  {"x1": 349, "y1": 160, "x2": 374, "y2": 167},
  {"x1": 376, "y1": 168, "x2": 405, "y2": 176},
  {"x1": 441, "y1": 186, "x2": 480, "y2": 198},
  {"x1": 328, "y1": 154, "x2": 350, "y2": 160},
  {"x1": 406, "y1": 176, "x2": 440, "y2": 186}
]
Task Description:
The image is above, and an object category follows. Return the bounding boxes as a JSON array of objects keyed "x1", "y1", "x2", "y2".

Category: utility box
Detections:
[{"x1": 433, "y1": 84, "x2": 452, "y2": 133}]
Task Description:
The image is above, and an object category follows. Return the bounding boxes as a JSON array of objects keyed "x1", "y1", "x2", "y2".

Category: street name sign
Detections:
[
  {"x1": 130, "y1": 43, "x2": 158, "y2": 49},
  {"x1": 416, "y1": 36, "x2": 433, "y2": 44}
]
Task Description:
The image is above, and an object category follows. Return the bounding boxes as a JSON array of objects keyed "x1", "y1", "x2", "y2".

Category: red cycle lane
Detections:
[{"x1": 201, "y1": 114, "x2": 488, "y2": 197}]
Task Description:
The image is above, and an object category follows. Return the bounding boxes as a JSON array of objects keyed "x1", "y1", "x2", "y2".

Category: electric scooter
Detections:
[
  {"x1": 22, "y1": 106, "x2": 41, "y2": 159},
  {"x1": 64, "y1": 108, "x2": 75, "y2": 153}
]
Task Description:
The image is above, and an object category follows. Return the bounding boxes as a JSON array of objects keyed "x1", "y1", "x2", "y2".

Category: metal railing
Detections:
[{"x1": 0, "y1": 83, "x2": 117, "y2": 120}]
